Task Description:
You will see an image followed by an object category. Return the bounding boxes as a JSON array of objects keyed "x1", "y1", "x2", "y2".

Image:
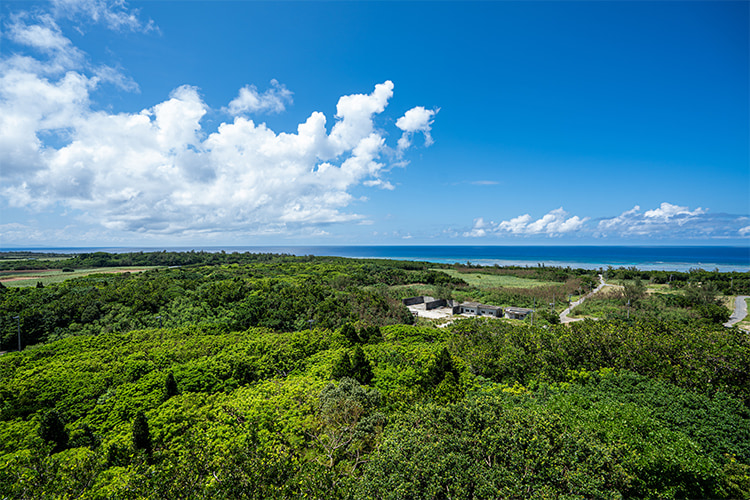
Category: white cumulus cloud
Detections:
[
  {"x1": 226, "y1": 79, "x2": 293, "y2": 115},
  {"x1": 0, "y1": 9, "x2": 436, "y2": 240},
  {"x1": 644, "y1": 202, "x2": 706, "y2": 221},
  {"x1": 464, "y1": 208, "x2": 588, "y2": 237},
  {"x1": 396, "y1": 106, "x2": 438, "y2": 151}
]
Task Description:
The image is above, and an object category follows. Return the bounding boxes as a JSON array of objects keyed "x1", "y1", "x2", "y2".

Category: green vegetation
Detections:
[
  {"x1": 605, "y1": 266, "x2": 750, "y2": 295},
  {"x1": 0, "y1": 252, "x2": 748, "y2": 498},
  {"x1": 572, "y1": 277, "x2": 733, "y2": 326}
]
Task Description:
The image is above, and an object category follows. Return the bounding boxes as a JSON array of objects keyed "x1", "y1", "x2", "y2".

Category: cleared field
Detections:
[
  {"x1": 437, "y1": 269, "x2": 560, "y2": 289},
  {"x1": 0, "y1": 267, "x2": 155, "y2": 287}
]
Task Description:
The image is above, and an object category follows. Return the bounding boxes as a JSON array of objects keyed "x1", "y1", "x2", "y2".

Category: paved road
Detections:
[
  {"x1": 559, "y1": 274, "x2": 607, "y2": 324},
  {"x1": 724, "y1": 295, "x2": 750, "y2": 327}
]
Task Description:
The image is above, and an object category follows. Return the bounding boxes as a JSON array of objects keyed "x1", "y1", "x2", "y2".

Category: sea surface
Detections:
[{"x1": 7, "y1": 245, "x2": 750, "y2": 273}]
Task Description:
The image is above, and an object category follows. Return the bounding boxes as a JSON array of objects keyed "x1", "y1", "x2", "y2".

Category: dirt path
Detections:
[
  {"x1": 559, "y1": 274, "x2": 607, "y2": 324},
  {"x1": 724, "y1": 295, "x2": 749, "y2": 327}
]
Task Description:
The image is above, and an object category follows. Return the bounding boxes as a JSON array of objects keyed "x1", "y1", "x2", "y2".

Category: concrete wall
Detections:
[
  {"x1": 425, "y1": 299, "x2": 448, "y2": 310},
  {"x1": 402, "y1": 296, "x2": 426, "y2": 306},
  {"x1": 478, "y1": 306, "x2": 503, "y2": 317}
]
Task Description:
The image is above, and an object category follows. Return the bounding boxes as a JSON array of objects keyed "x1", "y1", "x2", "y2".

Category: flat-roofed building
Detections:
[{"x1": 505, "y1": 307, "x2": 534, "y2": 320}]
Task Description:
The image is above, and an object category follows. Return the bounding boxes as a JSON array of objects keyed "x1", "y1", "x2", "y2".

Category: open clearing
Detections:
[
  {"x1": 0, "y1": 267, "x2": 156, "y2": 287},
  {"x1": 437, "y1": 269, "x2": 560, "y2": 289}
]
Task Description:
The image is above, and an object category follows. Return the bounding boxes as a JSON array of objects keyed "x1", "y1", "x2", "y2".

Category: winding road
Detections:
[
  {"x1": 559, "y1": 274, "x2": 608, "y2": 324},
  {"x1": 724, "y1": 295, "x2": 749, "y2": 328}
]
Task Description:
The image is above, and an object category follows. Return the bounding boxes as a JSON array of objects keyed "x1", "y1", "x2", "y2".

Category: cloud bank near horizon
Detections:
[
  {"x1": 464, "y1": 203, "x2": 749, "y2": 240},
  {"x1": 0, "y1": 6, "x2": 437, "y2": 242}
]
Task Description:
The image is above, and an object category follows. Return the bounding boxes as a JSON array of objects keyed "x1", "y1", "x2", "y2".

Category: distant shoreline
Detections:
[{"x1": 2, "y1": 245, "x2": 748, "y2": 273}]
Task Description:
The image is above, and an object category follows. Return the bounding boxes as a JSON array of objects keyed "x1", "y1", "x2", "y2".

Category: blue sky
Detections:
[{"x1": 1, "y1": 0, "x2": 748, "y2": 247}]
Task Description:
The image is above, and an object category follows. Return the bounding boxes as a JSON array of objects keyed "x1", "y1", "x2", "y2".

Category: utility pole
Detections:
[{"x1": 12, "y1": 316, "x2": 20, "y2": 352}]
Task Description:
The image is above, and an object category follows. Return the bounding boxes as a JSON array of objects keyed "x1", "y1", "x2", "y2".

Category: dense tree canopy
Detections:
[{"x1": 0, "y1": 252, "x2": 748, "y2": 498}]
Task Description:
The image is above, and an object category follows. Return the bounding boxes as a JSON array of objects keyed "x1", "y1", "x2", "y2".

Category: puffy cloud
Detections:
[
  {"x1": 464, "y1": 217, "x2": 488, "y2": 237},
  {"x1": 396, "y1": 106, "x2": 438, "y2": 151},
  {"x1": 498, "y1": 214, "x2": 533, "y2": 234},
  {"x1": 597, "y1": 203, "x2": 709, "y2": 236},
  {"x1": 464, "y1": 208, "x2": 588, "y2": 237},
  {"x1": 644, "y1": 202, "x2": 706, "y2": 221},
  {"x1": 0, "y1": 10, "x2": 434, "y2": 239},
  {"x1": 226, "y1": 80, "x2": 293, "y2": 115},
  {"x1": 463, "y1": 203, "x2": 750, "y2": 240},
  {"x1": 328, "y1": 80, "x2": 394, "y2": 156}
]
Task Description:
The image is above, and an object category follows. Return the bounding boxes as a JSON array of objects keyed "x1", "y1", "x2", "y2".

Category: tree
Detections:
[
  {"x1": 132, "y1": 411, "x2": 151, "y2": 454},
  {"x1": 38, "y1": 409, "x2": 68, "y2": 453},
  {"x1": 623, "y1": 278, "x2": 646, "y2": 306},
  {"x1": 164, "y1": 371, "x2": 178, "y2": 400},
  {"x1": 331, "y1": 352, "x2": 352, "y2": 380},
  {"x1": 312, "y1": 377, "x2": 384, "y2": 472},
  {"x1": 697, "y1": 303, "x2": 731, "y2": 324},
  {"x1": 423, "y1": 347, "x2": 459, "y2": 388},
  {"x1": 350, "y1": 345, "x2": 373, "y2": 385},
  {"x1": 340, "y1": 323, "x2": 359, "y2": 344},
  {"x1": 684, "y1": 281, "x2": 720, "y2": 306},
  {"x1": 358, "y1": 325, "x2": 382, "y2": 344}
]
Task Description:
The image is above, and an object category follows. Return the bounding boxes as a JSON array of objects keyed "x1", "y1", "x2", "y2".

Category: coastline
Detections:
[{"x1": 2, "y1": 245, "x2": 749, "y2": 273}]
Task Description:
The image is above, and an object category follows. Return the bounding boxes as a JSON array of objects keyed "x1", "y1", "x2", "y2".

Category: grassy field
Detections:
[
  {"x1": 0, "y1": 267, "x2": 156, "y2": 287},
  {"x1": 644, "y1": 283, "x2": 683, "y2": 295},
  {"x1": 437, "y1": 269, "x2": 560, "y2": 289}
]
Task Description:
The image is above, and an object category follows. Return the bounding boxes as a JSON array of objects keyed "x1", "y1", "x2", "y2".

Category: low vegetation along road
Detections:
[{"x1": 724, "y1": 295, "x2": 750, "y2": 327}]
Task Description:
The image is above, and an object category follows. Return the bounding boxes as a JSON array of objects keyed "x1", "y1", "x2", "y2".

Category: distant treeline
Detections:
[
  {"x1": 0, "y1": 251, "x2": 295, "y2": 271},
  {"x1": 0, "y1": 256, "x2": 471, "y2": 350},
  {"x1": 606, "y1": 266, "x2": 750, "y2": 294}
]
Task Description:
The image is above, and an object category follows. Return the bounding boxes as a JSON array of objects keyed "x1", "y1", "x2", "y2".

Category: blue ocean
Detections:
[{"x1": 12, "y1": 245, "x2": 750, "y2": 272}]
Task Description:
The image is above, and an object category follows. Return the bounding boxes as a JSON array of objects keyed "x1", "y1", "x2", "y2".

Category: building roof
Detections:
[
  {"x1": 505, "y1": 307, "x2": 534, "y2": 314},
  {"x1": 460, "y1": 301, "x2": 502, "y2": 310}
]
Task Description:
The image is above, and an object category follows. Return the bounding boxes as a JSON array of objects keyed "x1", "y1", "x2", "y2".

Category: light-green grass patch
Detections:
[{"x1": 437, "y1": 269, "x2": 558, "y2": 289}]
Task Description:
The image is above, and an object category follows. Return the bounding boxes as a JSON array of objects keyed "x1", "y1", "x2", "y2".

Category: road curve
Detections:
[
  {"x1": 559, "y1": 274, "x2": 607, "y2": 324},
  {"x1": 724, "y1": 295, "x2": 749, "y2": 327}
]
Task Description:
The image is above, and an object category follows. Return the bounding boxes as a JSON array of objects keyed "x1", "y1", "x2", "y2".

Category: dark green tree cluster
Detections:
[
  {"x1": 332, "y1": 345, "x2": 373, "y2": 385},
  {"x1": 339, "y1": 323, "x2": 382, "y2": 345},
  {"x1": 0, "y1": 256, "x2": 427, "y2": 349}
]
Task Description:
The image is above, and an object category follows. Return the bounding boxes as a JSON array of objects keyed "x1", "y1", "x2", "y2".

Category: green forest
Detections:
[{"x1": 0, "y1": 252, "x2": 748, "y2": 499}]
